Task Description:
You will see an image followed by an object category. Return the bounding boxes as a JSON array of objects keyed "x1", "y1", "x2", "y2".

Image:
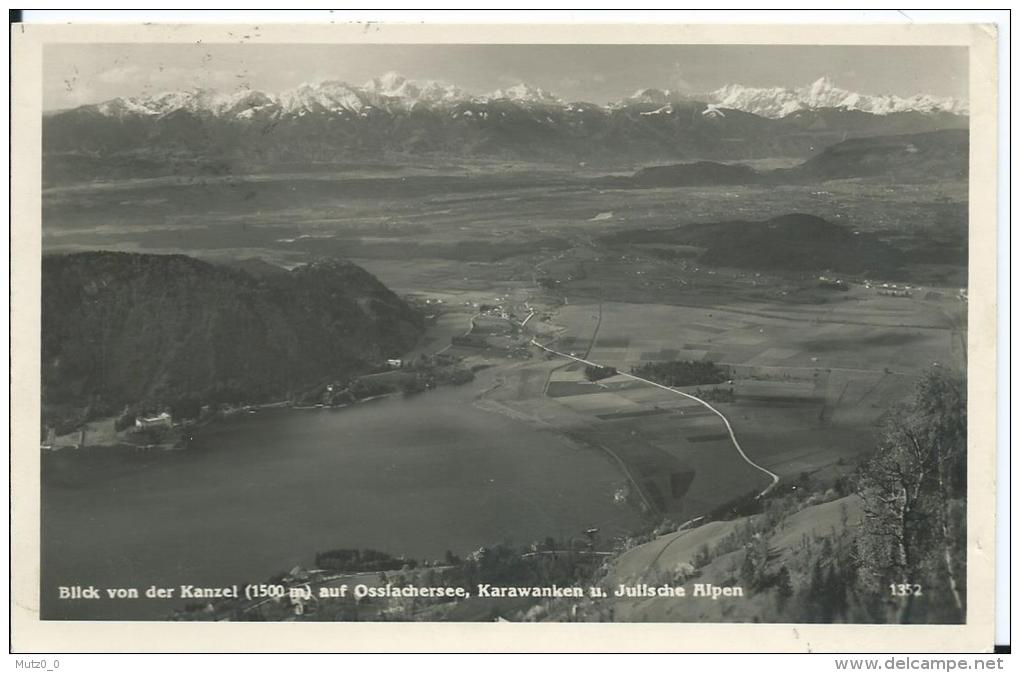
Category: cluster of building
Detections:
[{"x1": 861, "y1": 279, "x2": 918, "y2": 297}]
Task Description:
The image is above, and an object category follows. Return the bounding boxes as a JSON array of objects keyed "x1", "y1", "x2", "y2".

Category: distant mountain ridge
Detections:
[
  {"x1": 784, "y1": 128, "x2": 968, "y2": 181},
  {"x1": 54, "y1": 73, "x2": 965, "y2": 120},
  {"x1": 57, "y1": 72, "x2": 568, "y2": 120},
  {"x1": 609, "y1": 129, "x2": 968, "y2": 187},
  {"x1": 707, "y1": 76, "x2": 968, "y2": 119},
  {"x1": 42, "y1": 73, "x2": 969, "y2": 183}
]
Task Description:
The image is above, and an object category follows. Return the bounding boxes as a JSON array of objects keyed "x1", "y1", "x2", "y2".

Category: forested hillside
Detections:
[{"x1": 42, "y1": 252, "x2": 423, "y2": 426}]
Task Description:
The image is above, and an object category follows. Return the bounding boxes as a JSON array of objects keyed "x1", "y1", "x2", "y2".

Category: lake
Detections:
[{"x1": 41, "y1": 381, "x2": 643, "y2": 619}]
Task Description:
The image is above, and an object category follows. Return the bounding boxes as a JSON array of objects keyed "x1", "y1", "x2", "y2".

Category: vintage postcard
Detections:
[{"x1": 10, "y1": 21, "x2": 999, "y2": 652}]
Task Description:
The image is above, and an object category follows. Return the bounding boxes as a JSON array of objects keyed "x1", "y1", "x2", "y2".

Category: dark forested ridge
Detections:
[
  {"x1": 783, "y1": 128, "x2": 968, "y2": 183},
  {"x1": 601, "y1": 213, "x2": 904, "y2": 276},
  {"x1": 41, "y1": 252, "x2": 423, "y2": 424},
  {"x1": 606, "y1": 129, "x2": 968, "y2": 189}
]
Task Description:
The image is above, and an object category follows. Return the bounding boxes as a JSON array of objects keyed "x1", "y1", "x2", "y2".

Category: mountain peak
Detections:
[
  {"x1": 373, "y1": 71, "x2": 407, "y2": 89},
  {"x1": 485, "y1": 83, "x2": 562, "y2": 105},
  {"x1": 620, "y1": 88, "x2": 700, "y2": 107},
  {"x1": 626, "y1": 88, "x2": 673, "y2": 105},
  {"x1": 809, "y1": 75, "x2": 836, "y2": 91},
  {"x1": 363, "y1": 72, "x2": 465, "y2": 107},
  {"x1": 278, "y1": 80, "x2": 367, "y2": 115}
]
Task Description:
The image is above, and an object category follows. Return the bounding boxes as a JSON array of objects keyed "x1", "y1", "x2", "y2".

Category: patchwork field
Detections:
[{"x1": 481, "y1": 290, "x2": 962, "y2": 521}]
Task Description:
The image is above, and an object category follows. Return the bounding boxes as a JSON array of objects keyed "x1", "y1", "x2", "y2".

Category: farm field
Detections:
[{"x1": 477, "y1": 289, "x2": 961, "y2": 521}]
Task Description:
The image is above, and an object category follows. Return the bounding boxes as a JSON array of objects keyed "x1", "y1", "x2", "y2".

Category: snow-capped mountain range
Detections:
[
  {"x1": 44, "y1": 72, "x2": 970, "y2": 182},
  {"x1": 86, "y1": 72, "x2": 566, "y2": 119},
  {"x1": 707, "y1": 77, "x2": 968, "y2": 119},
  {"x1": 75, "y1": 73, "x2": 966, "y2": 120}
]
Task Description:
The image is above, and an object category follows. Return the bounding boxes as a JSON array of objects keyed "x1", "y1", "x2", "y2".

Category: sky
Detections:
[{"x1": 44, "y1": 44, "x2": 969, "y2": 110}]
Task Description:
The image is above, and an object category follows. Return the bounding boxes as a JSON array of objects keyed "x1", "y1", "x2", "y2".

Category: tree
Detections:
[
  {"x1": 775, "y1": 565, "x2": 793, "y2": 611},
  {"x1": 537, "y1": 277, "x2": 558, "y2": 290},
  {"x1": 739, "y1": 535, "x2": 771, "y2": 589},
  {"x1": 693, "y1": 544, "x2": 712, "y2": 569},
  {"x1": 584, "y1": 365, "x2": 617, "y2": 382},
  {"x1": 632, "y1": 360, "x2": 727, "y2": 387},
  {"x1": 114, "y1": 406, "x2": 136, "y2": 431},
  {"x1": 171, "y1": 395, "x2": 202, "y2": 420},
  {"x1": 399, "y1": 376, "x2": 427, "y2": 395},
  {"x1": 856, "y1": 367, "x2": 966, "y2": 623}
]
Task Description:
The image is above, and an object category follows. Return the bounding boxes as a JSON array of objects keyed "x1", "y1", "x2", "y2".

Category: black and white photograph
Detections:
[{"x1": 10, "y1": 17, "x2": 1002, "y2": 654}]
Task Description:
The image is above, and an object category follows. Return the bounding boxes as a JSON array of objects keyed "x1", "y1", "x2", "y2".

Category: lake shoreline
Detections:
[
  {"x1": 42, "y1": 390, "x2": 410, "y2": 456},
  {"x1": 41, "y1": 376, "x2": 647, "y2": 619}
]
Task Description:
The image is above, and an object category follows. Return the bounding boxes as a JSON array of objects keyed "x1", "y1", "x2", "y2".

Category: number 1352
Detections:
[{"x1": 890, "y1": 583, "x2": 923, "y2": 596}]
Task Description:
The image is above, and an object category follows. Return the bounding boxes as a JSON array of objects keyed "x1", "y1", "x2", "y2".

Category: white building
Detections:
[{"x1": 135, "y1": 411, "x2": 172, "y2": 429}]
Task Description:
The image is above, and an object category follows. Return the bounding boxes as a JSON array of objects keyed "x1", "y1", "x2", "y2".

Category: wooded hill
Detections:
[
  {"x1": 600, "y1": 213, "x2": 903, "y2": 276},
  {"x1": 42, "y1": 252, "x2": 423, "y2": 426}
]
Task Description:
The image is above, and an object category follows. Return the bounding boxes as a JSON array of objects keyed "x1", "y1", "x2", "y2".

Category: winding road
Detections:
[{"x1": 530, "y1": 338, "x2": 780, "y2": 499}]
